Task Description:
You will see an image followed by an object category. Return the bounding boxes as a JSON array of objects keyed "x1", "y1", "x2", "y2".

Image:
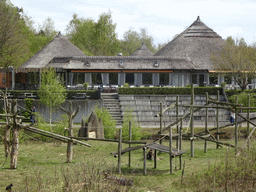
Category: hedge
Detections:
[
  {"x1": 118, "y1": 87, "x2": 223, "y2": 95},
  {"x1": 1, "y1": 90, "x2": 99, "y2": 100}
]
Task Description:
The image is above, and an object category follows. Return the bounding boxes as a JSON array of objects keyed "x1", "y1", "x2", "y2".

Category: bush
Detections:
[
  {"x1": 118, "y1": 87, "x2": 223, "y2": 95},
  {"x1": 229, "y1": 92, "x2": 256, "y2": 112},
  {"x1": 94, "y1": 105, "x2": 116, "y2": 139},
  {"x1": 21, "y1": 98, "x2": 33, "y2": 119},
  {"x1": 122, "y1": 109, "x2": 142, "y2": 140}
]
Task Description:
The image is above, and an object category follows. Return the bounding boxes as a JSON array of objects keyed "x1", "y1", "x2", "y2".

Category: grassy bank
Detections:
[{"x1": 0, "y1": 135, "x2": 255, "y2": 191}]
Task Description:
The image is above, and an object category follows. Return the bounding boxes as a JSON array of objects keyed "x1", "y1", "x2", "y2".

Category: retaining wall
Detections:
[{"x1": 119, "y1": 94, "x2": 230, "y2": 127}]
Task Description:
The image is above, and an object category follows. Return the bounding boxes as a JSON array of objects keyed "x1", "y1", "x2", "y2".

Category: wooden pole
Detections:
[
  {"x1": 179, "y1": 118, "x2": 182, "y2": 170},
  {"x1": 118, "y1": 129, "x2": 122, "y2": 174},
  {"x1": 216, "y1": 90, "x2": 220, "y2": 149},
  {"x1": 60, "y1": 101, "x2": 80, "y2": 163},
  {"x1": 159, "y1": 102, "x2": 163, "y2": 145},
  {"x1": 176, "y1": 96, "x2": 179, "y2": 149},
  {"x1": 143, "y1": 147, "x2": 147, "y2": 175},
  {"x1": 169, "y1": 126, "x2": 173, "y2": 174},
  {"x1": 235, "y1": 96, "x2": 238, "y2": 154},
  {"x1": 247, "y1": 94, "x2": 250, "y2": 149},
  {"x1": 205, "y1": 92, "x2": 208, "y2": 153},
  {"x1": 128, "y1": 121, "x2": 131, "y2": 167},
  {"x1": 190, "y1": 84, "x2": 194, "y2": 157},
  {"x1": 10, "y1": 100, "x2": 18, "y2": 169},
  {"x1": 154, "y1": 149, "x2": 157, "y2": 169}
]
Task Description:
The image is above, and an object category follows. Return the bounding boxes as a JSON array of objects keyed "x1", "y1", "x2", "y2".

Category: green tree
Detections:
[
  {"x1": 0, "y1": 0, "x2": 30, "y2": 67},
  {"x1": 66, "y1": 14, "x2": 95, "y2": 55},
  {"x1": 38, "y1": 68, "x2": 67, "y2": 125},
  {"x1": 122, "y1": 109, "x2": 142, "y2": 140},
  {"x1": 226, "y1": 36, "x2": 235, "y2": 45},
  {"x1": 211, "y1": 38, "x2": 256, "y2": 91},
  {"x1": 66, "y1": 11, "x2": 119, "y2": 56},
  {"x1": 93, "y1": 105, "x2": 116, "y2": 139},
  {"x1": 93, "y1": 11, "x2": 120, "y2": 55},
  {"x1": 37, "y1": 17, "x2": 57, "y2": 37},
  {"x1": 120, "y1": 28, "x2": 158, "y2": 55}
]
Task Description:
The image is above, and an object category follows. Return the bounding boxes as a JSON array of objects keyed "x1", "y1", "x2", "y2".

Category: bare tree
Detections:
[{"x1": 211, "y1": 39, "x2": 256, "y2": 91}]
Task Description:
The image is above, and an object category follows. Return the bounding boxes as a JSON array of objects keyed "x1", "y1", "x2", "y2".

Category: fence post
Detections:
[
  {"x1": 169, "y1": 125, "x2": 173, "y2": 174},
  {"x1": 205, "y1": 92, "x2": 208, "y2": 153},
  {"x1": 159, "y1": 102, "x2": 163, "y2": 145},
  {"x1": 176, "y1": 96, "x2": 179, "y2": 149},
  {"x1": 247, "y1": 94, "x2": 250, "y2": 149},
  {"x1": 235, "y1": 96, "x2": 238, "y2": 154},
  {"x1": 143, "y1": 147, "x2": 147, "y2": 175},
  {"x1": 190, "y1": 84, "x2": 194, "y2": 157},
  {"x1": 128, "y1": 121, "x2": 131, "y2": 167},
  {"x1": 216, "y1": 90, "x2": 220, "y2": 149},
  {"x1": 118, "y1": 129, "x2": 122, "y2": 174}
]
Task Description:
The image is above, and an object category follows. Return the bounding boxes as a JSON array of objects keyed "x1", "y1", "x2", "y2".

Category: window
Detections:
[
  {"x1": 192, "y1": 74, "x2": 197, "y2": 84},
  {"x1": 160, "y1": 73, "x2": 169, "y2": 85},
  {"x1": 91, "y1": 73, "x2": 102, "y2": 84},
  {"x1": 73, "y1": 73, "x2": 84, "y2": 84},
  {"x1": 225, "y1": 74, "x2": 232, "y2": 84},
  {"x1": 142, "y1": 73, "x2": 152, "y2": 85},
  {"x1": 125, "y1": 73, "x2": 134, "y2": 85},
  {"x1": 109, "y1": 73, "x2": 118, "y2": 84},
  {"x1": 209, "y1": 74, "x2": 218, "y2": 85}
]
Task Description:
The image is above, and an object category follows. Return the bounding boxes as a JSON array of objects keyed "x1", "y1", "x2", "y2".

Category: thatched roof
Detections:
[
  {"x1": 47, "y1": 56, "x2": 196, "y2": 71},
  {"x1": 131, "y1": 43, "x2": 154, "y2": 56},
  {"x1": 19, "y1": 32, "x2": 86, "y2": 69},
  {"x1": 155, "y1": 16, "x2": 226, "y2": 70}
]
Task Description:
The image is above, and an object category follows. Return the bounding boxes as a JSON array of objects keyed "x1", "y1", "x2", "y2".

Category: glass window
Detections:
[
  {"x1": 192, "y1": 74, "x2": 197, "y2": 84},
  {"x1": 27, "y1": 72, "x2": 39, "y2": 84},
  {"x1": 142, "y1": 73, "x2": 152, "y2": 85},
  {"x1": 209, "y1": 74, "x2": 218, "y2": 84},
  {"x1": 109, "y1": 73, "x2": 118, "y2": 84},
  {"x1": 225, "y1": 74, "x2": 232, "y2": 84},
  {"x1": 160, "y1": 73, "x2": 169, "y2": 85},
  {"x1": 73, "y1": 73, "x2": 84, "y2": 84},
  {"x1": 91, "y1": 73, "x2": 102, "y2": 84},
  {"x1": 125, "y1": 73, "x2": 134, "y2": 85}
]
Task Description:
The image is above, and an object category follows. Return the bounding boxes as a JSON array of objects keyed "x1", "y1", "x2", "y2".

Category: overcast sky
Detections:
[{"x1": 10, "y1": 0, "x2": 256, "y2": 46}]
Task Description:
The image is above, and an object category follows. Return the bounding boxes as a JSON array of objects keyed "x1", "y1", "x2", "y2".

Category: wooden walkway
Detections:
[{"x1": 111, "y1": 143, "x2": 186, "y2": 157}]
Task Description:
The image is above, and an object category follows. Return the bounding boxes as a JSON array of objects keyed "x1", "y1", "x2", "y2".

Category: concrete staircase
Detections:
[{"x1": 101, "y1": 93, "x2": 123, "y2": 126}]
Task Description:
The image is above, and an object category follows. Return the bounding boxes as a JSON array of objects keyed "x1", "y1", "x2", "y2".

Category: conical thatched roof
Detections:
[
  {"x1": 131, "y1": 43, "x2": 154, "y2": 56},
  {"x1": 155, "y1": 16, "x2": 226, "y2": 70},
  {"x1": 19, "y1": 32, "x2": 86, "y2": 69}
]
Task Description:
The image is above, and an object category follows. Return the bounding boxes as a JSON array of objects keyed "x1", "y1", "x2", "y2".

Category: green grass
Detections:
[{"x1": 0, "y1": 132, "x2": 255, "y2": 191}]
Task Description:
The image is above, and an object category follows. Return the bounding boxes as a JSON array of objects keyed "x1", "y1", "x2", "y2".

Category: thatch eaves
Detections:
[
  {"x1": 130, "y1": 43, "x2": 154, "y2": 56},
  {"x1": 47, "y1": 56, "x2": 196, "y2": 71},
  {"x1": 19, "y1": 32, "x2": 86, "y2": 69},
  {"x1": 155, "y1": 16, "x2": 226, "y2": 70}
]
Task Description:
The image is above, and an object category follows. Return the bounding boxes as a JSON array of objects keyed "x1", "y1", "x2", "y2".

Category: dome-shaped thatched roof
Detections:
[
  {"x1": 131, "y1": 43, "x2": 154, "y2": 56},
  {"x1": 155, "y1": 16, "x2": 226, "y2": 70},
  {"x1": 19, "y1": 32, "x2": 86, "y2": 69}
]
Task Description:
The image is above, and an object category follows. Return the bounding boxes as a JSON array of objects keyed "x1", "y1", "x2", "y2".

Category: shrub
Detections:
[
  {"x1": 94, "y1": 105, "x2": 116, "y2": 139},
  {"x1": 229, "y1": 92, "x2": 256, "y2": 112},
  {"x1": 123, "y1": 83, "x2": 129, "y2": 88},
  {"x1": 21, "y1": 98, "x2": 33, "y2": 119},
  {"x1": 118, "y1": 87, "x2": 223, "y2": 95},
  {"x1": 83, "y1": 82, "x2": 89, "y2": 90},
  {"x1": 122, "y1": 109, "x2": 142, "y2": 140}
]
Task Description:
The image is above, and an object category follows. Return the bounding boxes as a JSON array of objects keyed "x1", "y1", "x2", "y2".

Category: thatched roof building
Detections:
[
  {"x1": 19, "y1": 32, "x2": 86, "y2": 69},
  {"x1": 155, "y1": 16, "x2": 226, "y2": 71},
  {"x1": 130, "y1": 43, "x2": 154, "y2": 56}
]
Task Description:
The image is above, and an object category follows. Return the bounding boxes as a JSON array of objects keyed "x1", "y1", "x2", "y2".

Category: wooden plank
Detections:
[
  {"x1": 72, "y1": 137, "x2": 147, "y2": 144},
  {"x1": 25, "y1": 127, "x2": 91, "y2": 147}
]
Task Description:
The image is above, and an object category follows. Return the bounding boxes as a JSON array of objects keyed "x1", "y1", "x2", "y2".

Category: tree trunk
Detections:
[
  {"x1": 4, "y1": 126, "x2": 11, "y2": 157},
  {"x1": 10, "y1": 128, "x2": 19, "y2": 169}
]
